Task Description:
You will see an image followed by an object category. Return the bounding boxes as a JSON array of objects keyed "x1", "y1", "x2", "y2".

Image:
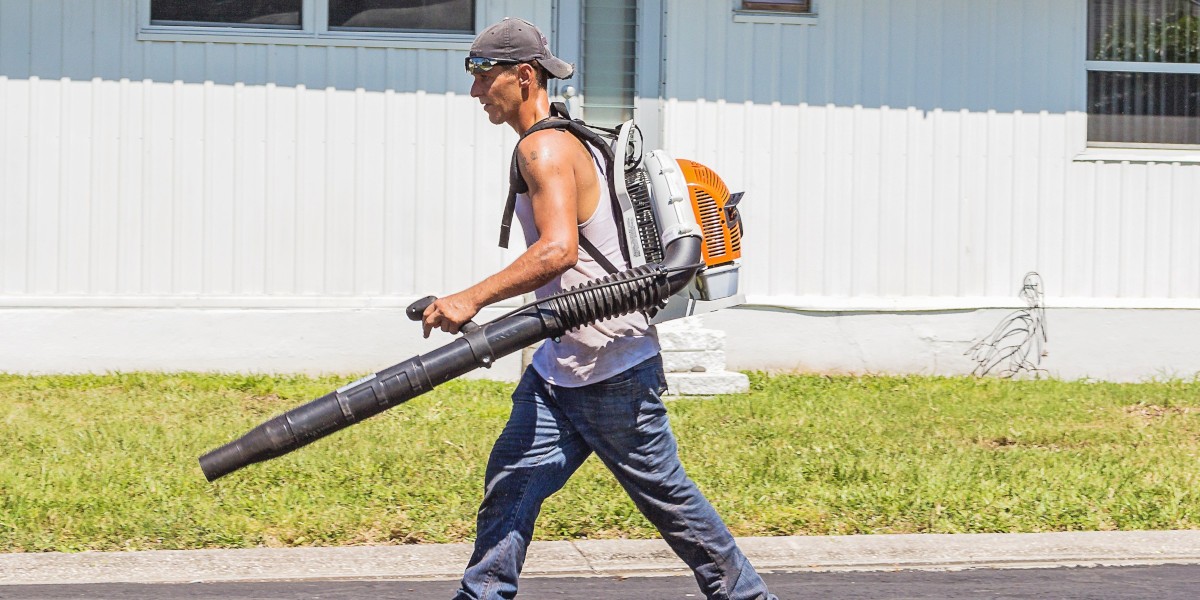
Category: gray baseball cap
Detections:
[{"x1": 469, "y1": 17, "x2": 574, "y2": 79}]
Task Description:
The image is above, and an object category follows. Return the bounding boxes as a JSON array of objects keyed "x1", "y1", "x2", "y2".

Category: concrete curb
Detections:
[{"x1": 3, "y1": 531, "x2": 1200, "y2": 586}]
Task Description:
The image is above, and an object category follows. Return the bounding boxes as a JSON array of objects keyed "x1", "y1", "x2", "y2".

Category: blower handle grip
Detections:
[{"x1": 406, "y1": 295, "x2": 480, "y2": 334}]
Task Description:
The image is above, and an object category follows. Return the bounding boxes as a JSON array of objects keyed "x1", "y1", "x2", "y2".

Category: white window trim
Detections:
[
  {"x1": 1085, "y1": 60, "x2": 1200, "y2": 75},
  {"x1": 732, "y1": 0, "x2": 818, "y2": 25},
  {"x1": 1074, "y1": 146, "x2": 1200, "y2": 163},
  {"x1": 137, "y1": 0, "x2": 478, "y2": 49}
]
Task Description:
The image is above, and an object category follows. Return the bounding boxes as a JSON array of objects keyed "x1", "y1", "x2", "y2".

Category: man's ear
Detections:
[{"x1": 517, "y1": 63, "x2": 537, "y2": 89}]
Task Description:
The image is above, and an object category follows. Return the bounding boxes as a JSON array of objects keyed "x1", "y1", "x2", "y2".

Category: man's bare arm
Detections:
[{"x1": 423, "y1": 131, "x2": 580, "y2": 337}]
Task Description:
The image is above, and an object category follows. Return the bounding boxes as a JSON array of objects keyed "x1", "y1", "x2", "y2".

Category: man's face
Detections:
[{"x1": 470, "y1": 65, "x2": 524, "y2": 125}]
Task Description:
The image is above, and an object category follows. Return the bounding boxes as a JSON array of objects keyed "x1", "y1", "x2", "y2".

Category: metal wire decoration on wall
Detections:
[{"x1": 966, "y1": 272, "x2": 1049, "y2": 378}]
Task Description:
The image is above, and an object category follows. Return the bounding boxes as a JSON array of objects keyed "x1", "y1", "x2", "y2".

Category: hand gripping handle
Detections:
[{"x1": 406, "y1": 295, "x2": 480, "y2": 334}]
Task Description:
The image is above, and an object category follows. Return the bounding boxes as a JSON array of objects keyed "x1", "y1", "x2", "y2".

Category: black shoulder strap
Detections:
[
  {"x1": 550, "y1": 101, "x2": 571, "y2": 120},
  {"x1": 498, "y1": 104, "x2": 629, "y2": 275}
]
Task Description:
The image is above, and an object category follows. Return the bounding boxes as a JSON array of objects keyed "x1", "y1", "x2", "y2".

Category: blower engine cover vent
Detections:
[
  {"x1": 625, "y1": 168, "x2": 664, "y2": 264},
  {"x1": 676, "y1": 159, "x2": 742, "y2": 267}
]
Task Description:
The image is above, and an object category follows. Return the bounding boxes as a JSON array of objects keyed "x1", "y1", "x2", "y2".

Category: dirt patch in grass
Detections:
[{"x1": 1125, "y1": 404, "x2": 1200, "y2": 421}]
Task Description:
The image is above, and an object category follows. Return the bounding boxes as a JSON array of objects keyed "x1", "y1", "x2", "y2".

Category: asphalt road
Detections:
[{"x1": 2, "y1": 564, "x2": 1198, "y2": 600}]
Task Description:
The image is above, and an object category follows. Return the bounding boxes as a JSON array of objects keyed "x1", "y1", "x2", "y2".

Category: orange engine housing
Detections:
[{"x1": 676, "y1": 159, "x2": 743, "y2": 268}]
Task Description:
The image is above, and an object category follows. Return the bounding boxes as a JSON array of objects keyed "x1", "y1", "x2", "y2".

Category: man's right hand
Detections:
[{"x1": 422, "y1": 292, "x2": 481, "y2": 338}]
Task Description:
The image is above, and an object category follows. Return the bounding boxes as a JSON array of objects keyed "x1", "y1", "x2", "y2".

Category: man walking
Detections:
[{"x1": 422, "y1": 17, "x2": 776, "y2": 600}]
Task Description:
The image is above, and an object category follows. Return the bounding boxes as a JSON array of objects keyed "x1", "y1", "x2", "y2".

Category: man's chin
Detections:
[{"x1": 480, "y1": 105, "x2": 502, "y2": 124}]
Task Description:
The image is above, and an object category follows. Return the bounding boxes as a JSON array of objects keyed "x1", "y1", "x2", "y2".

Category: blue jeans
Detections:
[{"x1": 454, "y1": 355, "x2": 775, "y2": 600}]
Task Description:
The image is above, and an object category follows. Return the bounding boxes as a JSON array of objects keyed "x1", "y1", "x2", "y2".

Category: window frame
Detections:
[
  {"x1": 138, "y1": 0, "x2": 479, "y2": 49},
  {"x1": 733, "y1": 0, "x2": 818, "y2": 25},
  {"x1": 1083, "y1": 1, "x2": 1200, "y2": 152}
]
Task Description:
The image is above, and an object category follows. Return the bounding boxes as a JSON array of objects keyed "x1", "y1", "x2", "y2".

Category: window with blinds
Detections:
[
  {"x1": 581, "y1": 0, "x2": 637, "y2": 127},
  {"x1": 1087, "y1": 0, "x2": 1200, "y2": 147}
]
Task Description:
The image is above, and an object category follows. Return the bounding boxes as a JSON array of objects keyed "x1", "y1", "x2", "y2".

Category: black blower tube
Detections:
[{"x1": 198, "y1": 236, "x2": 703, "y2": 482}]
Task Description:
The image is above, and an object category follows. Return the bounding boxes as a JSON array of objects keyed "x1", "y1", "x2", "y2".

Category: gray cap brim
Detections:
[{"x1": 537, "y1": 56, "x2": 574, "y2": 80}]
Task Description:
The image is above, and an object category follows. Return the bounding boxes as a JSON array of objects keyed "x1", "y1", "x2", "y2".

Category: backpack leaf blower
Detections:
[{"x1": 198, "y1": 107, "x2": 745, "y2": 482}]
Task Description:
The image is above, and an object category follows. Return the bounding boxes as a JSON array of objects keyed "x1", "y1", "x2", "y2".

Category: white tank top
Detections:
[{"x1": 513, "y1": 142, "x2": 660, "y2": 387}]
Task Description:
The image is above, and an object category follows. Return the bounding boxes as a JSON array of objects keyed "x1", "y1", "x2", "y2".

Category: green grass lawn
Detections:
[{"x1": 2, "y1": 372, "x2": 1199, "y2": 552}]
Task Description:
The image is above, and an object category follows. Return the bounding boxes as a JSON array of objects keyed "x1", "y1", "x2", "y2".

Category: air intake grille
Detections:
[
  {"x1": 675, "y1": 157, "x2": 742, "y2": 267},
  {"x1": 693, "y1": 189, "x2": 727, "y2": 260},
  {"x1": 690, "y1": 162, "x2": 723, "y2": 189}
]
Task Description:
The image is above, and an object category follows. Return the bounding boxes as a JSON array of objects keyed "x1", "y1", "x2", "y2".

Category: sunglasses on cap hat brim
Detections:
[{"x1": 465, "y1": 56, "x2": 523, "y2": 75}]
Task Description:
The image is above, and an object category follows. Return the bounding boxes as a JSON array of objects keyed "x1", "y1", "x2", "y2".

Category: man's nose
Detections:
[{"x1": 470, "y1": 78, "x2": 485, "y2": 98}]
